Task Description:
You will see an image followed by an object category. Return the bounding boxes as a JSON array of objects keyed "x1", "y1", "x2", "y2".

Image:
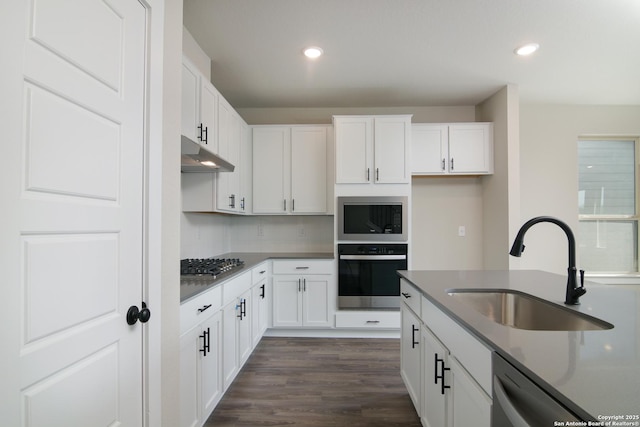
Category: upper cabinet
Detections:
[
  {"x1": 181, "y1": 56, "x2": 250, "y2": 214},
  {"x1": 252, "y1": 125, "x2": 330, "y2": 215},
  {"x1": 182, "y1": 57, "x2": 217, "y2": 149},
  {"x1": 334, "y1": 115, "x2": 412, "y2": 184},
  {"x1": 412, "y1": 123, "x2": 494, "y2": 175}
]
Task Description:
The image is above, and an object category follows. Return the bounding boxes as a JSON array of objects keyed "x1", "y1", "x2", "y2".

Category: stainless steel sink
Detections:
[{"x1": 447, "y1": 289, "x2": 613, "y2": 331}]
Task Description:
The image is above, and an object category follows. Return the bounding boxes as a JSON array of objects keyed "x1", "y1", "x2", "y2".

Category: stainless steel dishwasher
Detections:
[{"x1": 492, "y1": 352, "x2": 583, "y2": 426}]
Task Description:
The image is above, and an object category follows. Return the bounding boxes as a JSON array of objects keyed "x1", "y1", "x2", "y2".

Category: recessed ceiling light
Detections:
[
  {"x1": 303, "y1": 46, "x2": 323, "y2": 59},
  {"x1": 514, "y1": 43, "x2": 540, "y2": 56}
]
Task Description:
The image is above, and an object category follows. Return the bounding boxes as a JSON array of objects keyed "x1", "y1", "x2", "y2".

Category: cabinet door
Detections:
[
  {"x1": 401, "y1": 304, "x2": 421, "y2": 415},
  {"x1": 216, "y1": 97, "x2": 238, "y2": 212},
  {"x1": 448, "y1": 124, "x2": 492, "y2": 174},
  {"x1": 411, "y1": 124, "x2": 448, "y2": 175},
  {"x1": 222, "y1": 300, "x2": 239, "y2": 389},
  {"x1": 272, "y1": 276, "x2": 303, "y2": 327},
  {"x1": 253, "y1": 127, "x2": 290, "y2": 213},
  {"x1": 199, "y1": 80, "x2": 218, "y2": 150},
  {"x1": 449, "y1": 357, "x2": 491, "y2": 427},
  {"x1": 335, "y1": 117, "x2": 372, "y2": 183},
  {"x1": 239, "y1": 121, "x2": 252, "y2": 213},
  {"x1": 374, "y1": 117, "x2": 410, "y2": 183},
  {"x1": 179, "y1": 326, "x2": 200, "y2": 427},
  {"x1": 237, "y1": 290, "x2": 253, "y2": 366},
  {"x1": 302, "y1": 275, "x2": 332, "y2": 327},
  {"x1": 251, "y1": 280, "x2": 269, "y2": 347},
  {"x1": 181, "y1": 60, "x2": 199, "y2": 142},
  {"x1": 291, "y1": 127, "x2": 327, "y2": 213},
  {"x1": 200, "y1": 310, "x2": 223, "y2": 420},
  {"x1": 422, "y1": 326, "x2": 449, "y2": 427}
]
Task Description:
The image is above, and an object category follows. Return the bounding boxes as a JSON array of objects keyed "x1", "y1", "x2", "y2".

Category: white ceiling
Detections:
[{"x1": 183, "y1": 0, "x2": 640, "y2": 108}]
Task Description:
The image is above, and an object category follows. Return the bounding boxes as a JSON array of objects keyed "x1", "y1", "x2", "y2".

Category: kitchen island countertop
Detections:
[
  {"x1": 397, "y1": 269, "x2": 640, "y2": 421},
  {"x1": 180, "y1": 252, "x2": 334, "y2": 303}
]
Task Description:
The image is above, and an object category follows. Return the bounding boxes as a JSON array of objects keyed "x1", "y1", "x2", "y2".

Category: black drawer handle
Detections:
[
  {"x1": 198, "y1": 304, "x2": 212, "y2": 313},
  {"x1": 401, "y1": 292, "x2": 411, "y2": 298}
]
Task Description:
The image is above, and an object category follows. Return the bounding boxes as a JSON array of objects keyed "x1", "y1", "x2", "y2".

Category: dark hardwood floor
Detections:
[{"x1": 205, "y1": 337, "x2": 421, "y2": 427}]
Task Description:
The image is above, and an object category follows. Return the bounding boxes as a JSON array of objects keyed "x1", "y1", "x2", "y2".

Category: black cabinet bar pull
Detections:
[
  {"x1": 411, "y1": 325, "x2": 419, "y2": 349},
  {"x1": 435, "y1": 353, "x2": 450, "y2": 395},
  {"x1": 260, "y1": 284, "x2": 265, "y2": 299},
  {"x1": 199, "y1": 328, "x2": 210, "y2": 356},
  {"x1": 401, "y1": 292, "x2": 411, "y2": 299},
  {"x1": 198, "y1": 304, "x2": 212, "y2": 313}
]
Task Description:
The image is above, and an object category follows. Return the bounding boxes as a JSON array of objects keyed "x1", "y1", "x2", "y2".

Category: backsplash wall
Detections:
[{"x1": 181, "y1": 213, "x2": 334, "y2": 258}]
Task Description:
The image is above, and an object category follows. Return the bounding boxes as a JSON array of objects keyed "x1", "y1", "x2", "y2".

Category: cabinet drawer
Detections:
[
  {"x1": 335, "y1": 311, "x2": 400, "y2": 329},
  {"x1": 180, "y1": 285, "x2": 222, "y2": 335},
  {"x1": 400, "y1": 279, "x2": 421, "y2": 316},
  {"x1": 251, "y1": 261, "x2": 269, "y2": 285},
  {"x1": 272, "y1": 259, "x2": 333, "y2": 275},
  {"x1": 222, "y1": 271, "x2": 252, "y2": 305},
  {"x1": 421, "y1": 296, "x2": 492, "y2": 395}
]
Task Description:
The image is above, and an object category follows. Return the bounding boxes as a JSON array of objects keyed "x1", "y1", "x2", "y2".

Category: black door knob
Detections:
[{"x1": 127, "y1": 302, "x2": 151, "y2": 325}]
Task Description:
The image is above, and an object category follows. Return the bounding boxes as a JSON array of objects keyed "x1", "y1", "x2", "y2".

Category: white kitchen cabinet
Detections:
[
  {"x1": 251, "y1": 262, "x2": 270, "y2": 347},
  {"x1": 399, "y1": 281, "x2": 491, "y2": 427},
  {"x1": 412, "y1": 123, "x2": 493, "y2": 175},
  {"x1": 181, "y1": 57, "x2": 217, "y2": 149},
  {"x1": 221, "y1": 271, "x2": 253, "y2": 389},
  {"x1": 216, "y1": 96, "x2": 242, "y2": 213},
  {"x1": 179, "y1": 286, "x2": 223, "y2": 427},
  {"x1": 181, "y1": 75, "x2": 250, "y2": 214},
  {"x1": 252, "y1": 126, "x2": 329, "y2": 214},
  {"x1": 421, "y1": 324, "x2": 449, "y2": 427},
  {"x1": 420, "y1": 325, "x2": 491, "y2": 427},
  {"x1": 334, "y1": 115, "x2": 411, "y2": 184},
  {"x1": 271, "y1": 259, "x2": 335, "y2": 328},
  {"x1": 400, "y1": 301, "x2": 421, "y2": 415}
]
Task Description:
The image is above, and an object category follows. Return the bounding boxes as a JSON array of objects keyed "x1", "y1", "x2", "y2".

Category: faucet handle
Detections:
[{"x1": 579, "y1": 269, "x2": 585, "y2": 288}]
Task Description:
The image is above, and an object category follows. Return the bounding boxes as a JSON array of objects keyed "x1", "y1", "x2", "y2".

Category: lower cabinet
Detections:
[
  {"x1": 400, "y1": 302, "x2": 421, "y2": 415},
  {"x1": 179, "y1": 288, "x2": 223, "y2": 427},
  {"x1": 271, "y1": 259, "x2": 335, "y2": 328},
  {"x1": 400, "y1": 279, "x2": 492, "y2": 427},
  {"x1": 181, "y1": 266, "x2": 271, "y2": 427},
  {"x1": 272, "y1": 275, "x2": 332, "y2": 327}
]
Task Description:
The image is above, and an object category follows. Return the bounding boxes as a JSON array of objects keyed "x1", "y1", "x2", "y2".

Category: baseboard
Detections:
[{"x1": 263, "y1": 328, "x2": 400, "y2": 339}]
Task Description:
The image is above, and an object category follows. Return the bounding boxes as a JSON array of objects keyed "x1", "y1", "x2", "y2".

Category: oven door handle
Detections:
[{"x1": 339, "y1": 255, "x2": 406, "y2": 261}]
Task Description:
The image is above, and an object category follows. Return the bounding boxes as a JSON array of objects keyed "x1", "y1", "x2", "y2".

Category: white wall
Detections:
[
  {"x1": 411, "y1": 177, "x2": 484, "y2": 269},
  {"x1": 476, "y1": 85, "x2": 520, "y2": 270},
  {"x1": 517, "y1": 104, "x2": 640, "y2": 275}
]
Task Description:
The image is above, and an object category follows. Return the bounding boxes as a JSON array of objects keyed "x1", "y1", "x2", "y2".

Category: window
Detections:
[{"x1": 578, "y1": 138, "x2": 639, "y2": 274}]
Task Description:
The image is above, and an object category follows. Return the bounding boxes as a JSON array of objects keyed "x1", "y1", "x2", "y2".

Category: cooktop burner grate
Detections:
[{"x1": 180, "y1": 258, "x2": 244, "y2": 276}]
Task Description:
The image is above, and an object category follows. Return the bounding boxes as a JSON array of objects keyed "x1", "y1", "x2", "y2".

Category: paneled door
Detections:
[{"x1": 0, "y1": 0, "x2": 148, "y2": 426}]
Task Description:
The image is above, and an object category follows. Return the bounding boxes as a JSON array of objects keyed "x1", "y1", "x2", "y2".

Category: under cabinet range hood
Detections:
[{"x1": 181, "y1": 135, "x2": 235, "y2": 173}]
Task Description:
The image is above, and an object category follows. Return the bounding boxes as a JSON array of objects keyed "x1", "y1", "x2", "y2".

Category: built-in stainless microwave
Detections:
[{"x1": 337, "y1": 196, "x2": 408, "y2": 241}]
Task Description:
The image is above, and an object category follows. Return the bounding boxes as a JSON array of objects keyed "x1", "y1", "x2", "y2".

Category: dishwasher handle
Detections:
[{"x1": 493, "y1": 376, "x2": 531, "y2": 427}]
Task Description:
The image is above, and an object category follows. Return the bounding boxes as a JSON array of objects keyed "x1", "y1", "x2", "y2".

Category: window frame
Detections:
[{"x1": 577, "y1": 136, "x2": 640, "y2": 277}]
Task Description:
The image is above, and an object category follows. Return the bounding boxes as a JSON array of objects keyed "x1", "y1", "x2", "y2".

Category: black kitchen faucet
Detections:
[{"x1": 509, "y1": 216, "x2": 587, "y2": 305}]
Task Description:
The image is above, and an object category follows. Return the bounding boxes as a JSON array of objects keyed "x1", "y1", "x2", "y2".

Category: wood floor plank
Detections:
[{"x1": 205, "y1": 337, "x2": 421, "y2": 427}]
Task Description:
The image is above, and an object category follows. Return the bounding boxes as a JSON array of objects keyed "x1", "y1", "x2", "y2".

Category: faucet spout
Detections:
[{"x1": 509, "y1": 216, "x2": 585, "y2": 305}]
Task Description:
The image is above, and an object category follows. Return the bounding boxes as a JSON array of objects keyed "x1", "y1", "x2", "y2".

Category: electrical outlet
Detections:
[
  {"x1": 257, "y1": 224, "x2": 264, "y2": 237},
  {"x1": 458, "y1": 226, "x2": 466, "y2": 237},
  {"x1": 298, "y1": 226, "x2": 305, "y2": 237}
]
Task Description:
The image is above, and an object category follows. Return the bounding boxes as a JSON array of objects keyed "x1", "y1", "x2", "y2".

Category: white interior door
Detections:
[{"x1": 0, "y1": 0, "x2": 148, "y2": 425}]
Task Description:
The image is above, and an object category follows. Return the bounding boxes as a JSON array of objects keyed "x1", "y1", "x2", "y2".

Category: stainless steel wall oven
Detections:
[{"x1": 338, "y1": 243, "x2": 408, "y2": 309}]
